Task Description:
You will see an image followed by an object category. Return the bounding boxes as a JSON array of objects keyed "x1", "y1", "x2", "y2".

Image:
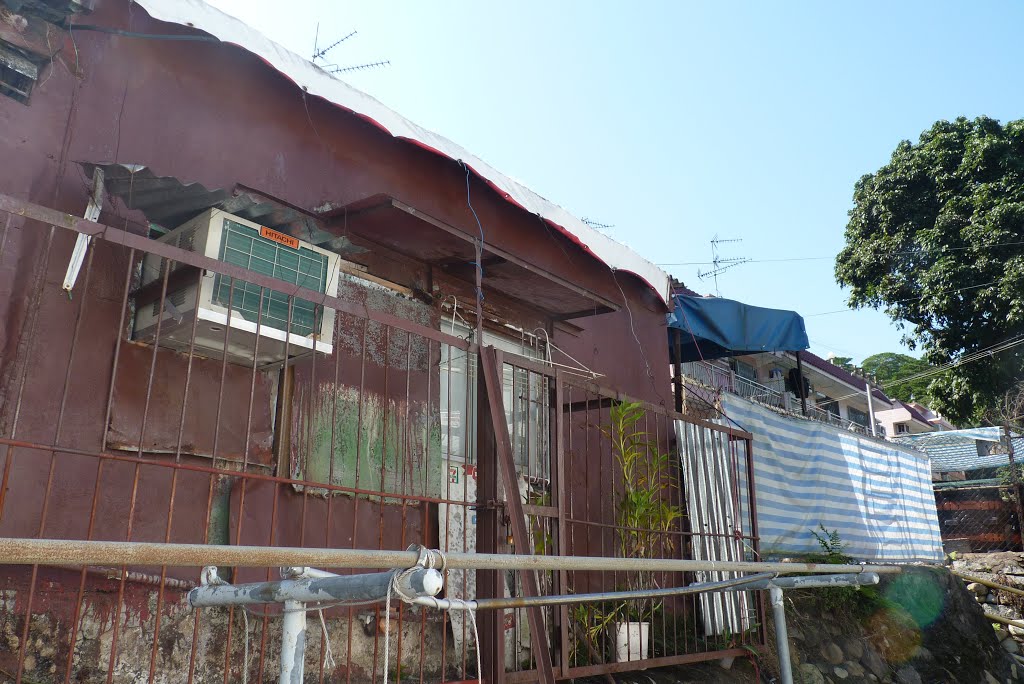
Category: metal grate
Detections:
[{"x1": 212, "y1": 218, "x2": 328, "y2": 337}]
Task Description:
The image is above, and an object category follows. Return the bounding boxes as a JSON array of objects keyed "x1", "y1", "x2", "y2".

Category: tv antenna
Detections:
[
  {"x1": 581, "y1": 217, "x2": 615, "y2": 231},
  {"x1": 697, "y1": 235, "x2": 749, "y2": 296},
  {"x1": 312, "y1": 24, "x2": 391, "y2": 75}
]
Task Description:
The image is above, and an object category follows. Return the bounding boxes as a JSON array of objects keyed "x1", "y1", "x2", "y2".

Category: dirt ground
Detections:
[{"x1": 573, "y1": 658, "x2": 761, "y2": 683}]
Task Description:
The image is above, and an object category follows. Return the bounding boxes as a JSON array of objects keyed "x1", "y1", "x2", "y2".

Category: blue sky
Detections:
[{"x1": 207, "y1": 0, "x2": 1024, "y2": 363}]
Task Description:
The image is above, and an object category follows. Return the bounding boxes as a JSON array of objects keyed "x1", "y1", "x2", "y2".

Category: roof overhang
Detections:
[
  {"x1": 322, "y1": 195, "x2": 618, "y2": 319},
  {"x1": 83, "y1": 163, "x2": 617, "y2": 319}
]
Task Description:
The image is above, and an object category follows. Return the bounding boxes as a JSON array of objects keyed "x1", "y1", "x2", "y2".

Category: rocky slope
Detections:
[{"x1": 778, "y1": 566, "x2": 1018, "y2": 684}]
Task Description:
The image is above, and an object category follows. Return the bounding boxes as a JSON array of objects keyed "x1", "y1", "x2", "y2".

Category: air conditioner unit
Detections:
[{"x1": 132, "y1": 208, "x2": 340, "y2": 365}]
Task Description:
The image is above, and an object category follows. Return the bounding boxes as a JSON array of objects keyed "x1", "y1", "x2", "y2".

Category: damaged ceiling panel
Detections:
[
  {"x1": 79, "y1": 163, "x2": 614, "y2": 318},
  {"x1": 326, "y1": 195, "x2": 619, "y2": 317},
  {"x1": 76, "y1": 162, "x2": 358, "y2": 253},
  {"x1": 1, "y1": 1, "x2": 90, "y2": 23}
]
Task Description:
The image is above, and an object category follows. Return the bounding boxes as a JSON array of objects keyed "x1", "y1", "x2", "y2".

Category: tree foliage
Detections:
[
  {"x1": 861, "y1": 352, "x2": 932, "y2": 405},
  {"x1": 836, "y1": 116, "x2": 1024, "y2": 424},
  {"x1": 829, "y1": 356, "x2": 855, "y2": 372}
]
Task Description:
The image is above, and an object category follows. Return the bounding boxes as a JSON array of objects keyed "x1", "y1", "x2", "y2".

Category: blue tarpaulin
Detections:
[{"x1": 667, "y1": 295, "x2": 809, "y2": 362}]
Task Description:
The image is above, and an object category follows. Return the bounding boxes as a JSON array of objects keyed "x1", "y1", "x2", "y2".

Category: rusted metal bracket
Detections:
[{"x1": 480, "y1": 346, "x2": 557, "y2": 684}]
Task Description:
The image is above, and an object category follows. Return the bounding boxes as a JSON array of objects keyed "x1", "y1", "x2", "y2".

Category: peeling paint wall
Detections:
[
  {"x1": 288, "y1": 278, "x2": 444, "y2": 500},
  {"x1": 293, "y1": 383, "x2": 443, "y2": 500},
  {"x1": 0, "y1": 0, "x2": 674, "y2": 679}
]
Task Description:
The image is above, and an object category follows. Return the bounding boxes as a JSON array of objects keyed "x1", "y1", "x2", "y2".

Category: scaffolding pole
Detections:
[{"x1": 0, "y1": 538, "x2": 902, "y2": 575}]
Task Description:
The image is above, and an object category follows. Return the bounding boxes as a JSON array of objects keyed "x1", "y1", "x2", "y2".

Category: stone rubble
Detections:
[{"x1": 954, "y1": 552, "x2": 1024, "y2": 658}]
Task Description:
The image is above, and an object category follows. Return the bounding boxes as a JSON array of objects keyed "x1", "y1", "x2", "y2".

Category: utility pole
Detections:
[
  {"x1": 865, "y1": 373, "x2": 878, "y2": 437},
  {"x1": 794, "y1": 352, "x2": 807, "y2": 416}
]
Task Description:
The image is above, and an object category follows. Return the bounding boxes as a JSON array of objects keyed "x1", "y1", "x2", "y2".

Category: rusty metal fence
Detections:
[
  {"x1": 0, "y1": 196, "x2": 761, "y2": 683},
  {"x1": 934, "y1": 482, "x2": 1023, "y2": 554}
]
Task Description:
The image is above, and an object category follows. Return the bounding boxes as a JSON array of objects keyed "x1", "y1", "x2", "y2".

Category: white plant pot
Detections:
[{"x1": 613, "y1": 621, "x2": 650, "y2": 662}]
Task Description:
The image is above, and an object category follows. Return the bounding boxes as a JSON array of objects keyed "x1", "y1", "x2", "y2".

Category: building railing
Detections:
[
  {"x1": 680, "y1": 360, "x2": 882, "y2": 439},
  {"x1": 734, "y1": 375, "x2": 786, "y2": 411}
]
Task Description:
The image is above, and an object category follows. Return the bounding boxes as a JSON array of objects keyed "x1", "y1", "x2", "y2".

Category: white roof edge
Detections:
[{"x1": 133, "y1": 0, "x2": 672, "y2": 304}]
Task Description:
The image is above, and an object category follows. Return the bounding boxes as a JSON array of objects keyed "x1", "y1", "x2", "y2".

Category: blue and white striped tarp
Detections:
[{"x1": 721, "y1": 394, "x2": 943, "y2": 562}]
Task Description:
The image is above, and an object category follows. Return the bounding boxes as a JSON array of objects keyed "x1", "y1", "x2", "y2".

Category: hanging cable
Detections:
[
  {"x1": 381, "y1": 550, "x2": 476, "y2": 684},
  {"x1": 806, "y1": 279, "x2": 1002, "y2": 317},
  {"x1": 658, "y1": 239, "x2": 1024, "y2": 266},
  {"x1": 459, "y1": 161, "x2": 486, "y2": 341},
  {"x1": 825, "y1": 334, "x2": 1024, "y2": 404}
]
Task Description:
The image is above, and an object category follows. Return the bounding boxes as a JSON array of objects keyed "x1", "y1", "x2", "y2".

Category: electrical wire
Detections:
[
  {"x1": 805, "y1": 280, "x2": 1001, "y2": 317},
  {"x1": 58, "y1": 22, "x2": 220, "y2": 42},
  {"x1": 826, "y1": 334, "x2": 1024, "y2": 404},
  {"x1": 658, "y1": 240, "x2": 1024, "y2": 267},
  {"x1": 459, "y1": 160, "x2": 486, "y2": 340},
  {"x1": 530, "y1": 328, "x2": 604, "y2": 379}
]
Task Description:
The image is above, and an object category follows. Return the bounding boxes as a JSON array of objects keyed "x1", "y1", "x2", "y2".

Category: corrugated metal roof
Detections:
[
  {"x1": 895, "y1": 427, "x2": 1024, "y2": 473},
  {"x1": 131, "y1": 0, "x2": 672, "y2": 303},
  {"x1": 796, "y1": 350, "x2": 892, "y2": 404}
]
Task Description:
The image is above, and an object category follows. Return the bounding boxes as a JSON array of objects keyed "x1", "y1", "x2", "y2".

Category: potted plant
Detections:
[{"x1": 604, "y1": 401, "x2": 684, "y2": 661}]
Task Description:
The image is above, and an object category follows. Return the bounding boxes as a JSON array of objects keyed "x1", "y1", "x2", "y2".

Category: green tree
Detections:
[
  {"x1": 860, "y1": 352, "x2": 932, "y2": 404},
  {"x1": 835, "y1": 116, "x2": 1024, "y2": 424},
  {"x1": 829, "y1": 356, "x2": 855, "y2": 372}
]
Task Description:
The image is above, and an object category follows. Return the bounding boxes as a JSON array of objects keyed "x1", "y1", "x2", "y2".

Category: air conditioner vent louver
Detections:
[{"x1": 212, "y1": 219, "x2": 329, "y2": 338}]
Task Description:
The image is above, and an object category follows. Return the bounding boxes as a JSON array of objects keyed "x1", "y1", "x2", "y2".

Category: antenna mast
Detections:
[
  {"x1": 311, "y1": 26, "x2": 390, "y2": 75},
  {"x1": 581, "y1": 218, "x2": 615, "y2": 231},
  {"x1": 697, "y1": 235, "x2": 749, "y2": 296}
]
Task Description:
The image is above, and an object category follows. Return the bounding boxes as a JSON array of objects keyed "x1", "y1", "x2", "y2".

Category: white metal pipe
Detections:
[
  {"x1": 285, "y1": 567, "x2": 338, "y2": 580},
  {"x1": 412, "y1": 572, "x2": 879, "y2": 612},
  {"x1": 189, "y1": 568, "x2": 443, "y2": 607},
  {"x1": 866, "y1": 380, "x2": 878, "y2": 437},
  {"x1": 414, "y1": 571, "x2": 777, "y2": 611},
  {"x1": 280, "y1": 600, "x2": 306, "y2": 684},
  {"x1": 0, "y1": 538, "x2": 902, "y2": 575},
  {"x1": 770, "y1": 585, "x2": 794, "y2": 684},
  {"x1": 765, "y1": 572, "x2": 879, "y2": 590}
]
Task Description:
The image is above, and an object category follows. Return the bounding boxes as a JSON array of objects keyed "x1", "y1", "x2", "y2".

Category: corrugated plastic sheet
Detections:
[
  {"x1": 722, "y1": 394, "x2": 943, "y2": 562},
  {"x1": 896, "y1": 427, "x2": 1024, "y2": 474},
  {"x1": 133, "y1": 0, "x2": 672, "y2": 303}
]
